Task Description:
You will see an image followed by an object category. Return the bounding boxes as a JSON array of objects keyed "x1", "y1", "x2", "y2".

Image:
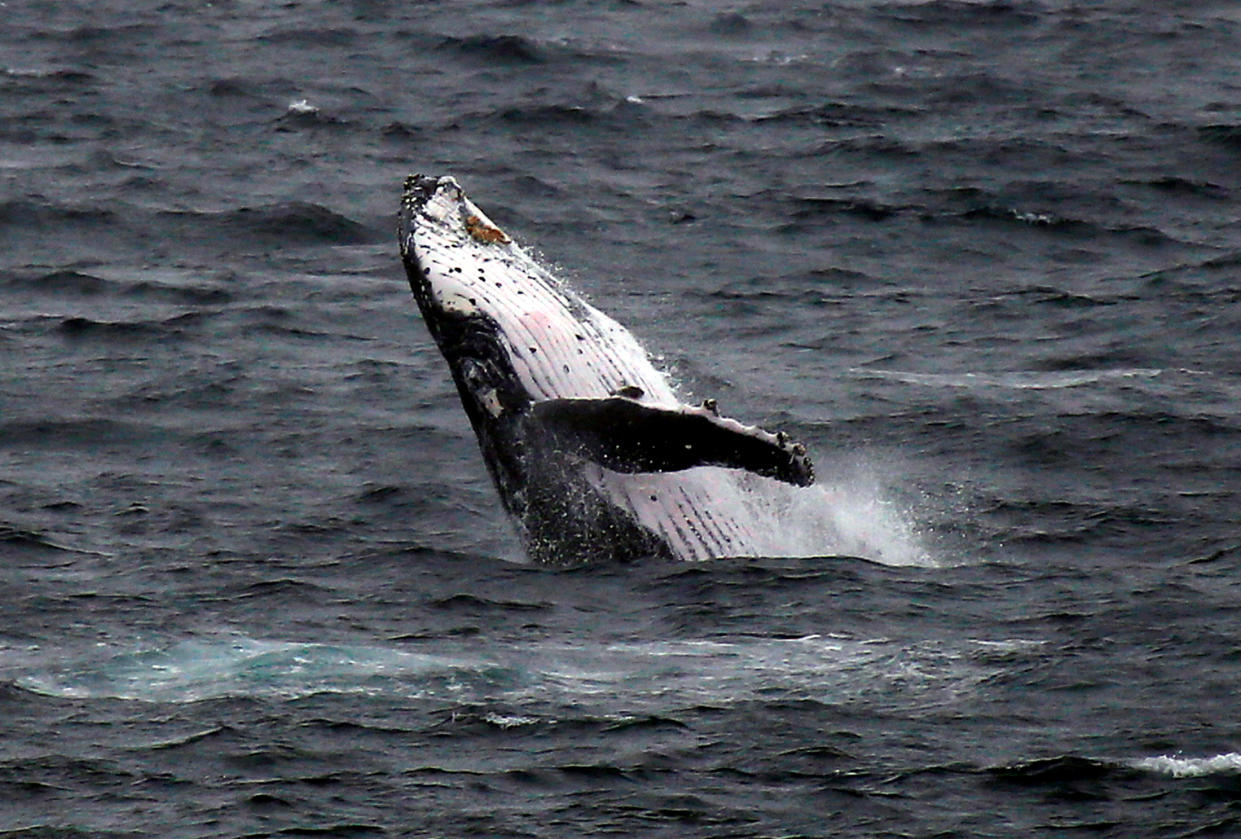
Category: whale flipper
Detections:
[{"x1": 530, "y1": 397, "x2": 815, "y2": 487}]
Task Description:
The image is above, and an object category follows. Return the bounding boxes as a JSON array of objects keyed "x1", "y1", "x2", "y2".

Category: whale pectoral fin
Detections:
[{"x1": 530, "y1": 397, "x2": 815, "y2": 486}]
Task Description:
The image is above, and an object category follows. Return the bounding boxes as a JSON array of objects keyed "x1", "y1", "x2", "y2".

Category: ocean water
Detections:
[{"x1": 3, "y1": 0, "x2": 1241, "y2": 836}]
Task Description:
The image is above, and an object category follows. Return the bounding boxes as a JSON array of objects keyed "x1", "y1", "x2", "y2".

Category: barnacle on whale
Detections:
[{"x1": 465, "y1": 213, "x2": 510, "y2": 244}]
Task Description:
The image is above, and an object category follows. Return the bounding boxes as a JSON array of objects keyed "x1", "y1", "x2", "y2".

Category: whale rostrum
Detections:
[{"x1": 398, "y1": 173, "x2": 815, "y2": 564}]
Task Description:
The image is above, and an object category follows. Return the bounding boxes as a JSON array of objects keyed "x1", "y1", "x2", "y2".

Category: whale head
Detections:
[{"x1": 398, "y1": 175, "x2": 532, "y2": 425}]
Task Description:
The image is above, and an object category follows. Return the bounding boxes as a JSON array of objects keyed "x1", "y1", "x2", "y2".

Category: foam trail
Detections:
[{"x1": 17, "y1": 633, "x2": 991, "y2": 708}]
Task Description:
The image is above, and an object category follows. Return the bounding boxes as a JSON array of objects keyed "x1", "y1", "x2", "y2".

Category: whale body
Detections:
[{"x1": 397, "y1": 174, "x2": 815, "y2": 564}]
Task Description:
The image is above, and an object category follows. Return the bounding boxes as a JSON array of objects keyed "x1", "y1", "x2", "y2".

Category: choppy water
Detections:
[{"x1": 3, "y1": 1, "x2": 1241, "y2": 836}]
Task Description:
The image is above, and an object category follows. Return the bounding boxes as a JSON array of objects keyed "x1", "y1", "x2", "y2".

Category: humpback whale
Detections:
[{"x1": 398, "y1": 174, "x2": 815, "y2": 564}]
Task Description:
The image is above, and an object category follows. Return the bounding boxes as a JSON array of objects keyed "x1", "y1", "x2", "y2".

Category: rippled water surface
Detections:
[{"x1": 3, "y1": 1, "x2": 1241, "y2": 836}]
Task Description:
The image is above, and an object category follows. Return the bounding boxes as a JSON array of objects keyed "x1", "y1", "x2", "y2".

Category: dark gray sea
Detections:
[{"x1": 3, "y1": 1, "x2": 1241, "y2": 836}]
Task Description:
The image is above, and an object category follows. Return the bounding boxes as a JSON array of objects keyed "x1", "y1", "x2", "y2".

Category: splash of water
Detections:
[{"x1": 729, "y1": 467, "x2": 930, "y2": 566}]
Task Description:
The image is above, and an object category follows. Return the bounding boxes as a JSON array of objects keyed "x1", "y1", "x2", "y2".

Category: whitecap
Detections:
[
  {"x1": 286, "y1": 98, "x2": 319, "y2": 115},
  {"x1": 482, "y1": 712, "x2": 542, "y2": 729},
  {"x1": 1131, "y1": 753, "x2": 1241, "y2": 778}
]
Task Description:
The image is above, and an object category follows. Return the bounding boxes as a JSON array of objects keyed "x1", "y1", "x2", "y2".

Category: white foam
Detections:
[
  {"x1": 727, "y1": 467, "x2": 930, "y2": 566},
  {"x1": 1132, "y1": 753, "x2": 1241, "y2": 778},
  {"x1": 482, "y1": 712, "x2": 542, "y2": 729},
  {"x1": 16, "y1": 637, "x2": 503, "y2": 703},
  {"x1": 18, "y1": 631, "x2": 993, "y2": 708},
  {"x1": 287, "y1": 98, "x2": 318, "y2": 115}
]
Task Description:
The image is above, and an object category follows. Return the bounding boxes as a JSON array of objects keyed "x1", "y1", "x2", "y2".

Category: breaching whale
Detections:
[{"x1": 398, "y1": 174, "x2": 815, "y2": 564}]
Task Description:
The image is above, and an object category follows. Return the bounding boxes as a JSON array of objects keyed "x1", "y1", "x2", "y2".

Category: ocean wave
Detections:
[
  {"x1": 256, "y1": 27, "x2": 359, "y2": 47},
  {"x1": 946, "y1": 204, "x2": 1178, "y2": 245},
  {"x1": 990, "y1": 752, "x2": 1241, "y2": 786},
  {"x1": 2, "y1": 66, "x2": 95, "y2": 88},
  {"x1": 1133, "y1": 753, "x2": 1241, "y2": 778},
  {"x1": 877, "y1": 0, "x2": 1043, "y2": 27},
  {"x1": 274, "y1": 99, "x2": 357, "y2": 131},
  {"x1": 735, "y1": 186, "x2": 910, "y2": 228},
  {"x1": 379, "y1": 120, "x2": 419, "y2": 141},
  {"x1": 744, "y1": 178, "x2": 1179, "y2": 246},
  {"x1": 436, "y1": 33, "x2": 548, "y2": 64},
  {"x1": 3, "y1": 269, "x2": 110, "y2": 295},
  {"x1": 15, "y1": 637, "x2": 526, "y2": 703},
  {"x1": 32, "y1": 22, "x2": 158, "y2": 44},
  {"x1": 482, "y1": 93, "x2": 649, "y2": 131},
  {"x1": 790, "y1": 195, "x2": 901, "y2": 222},
  {"x1": 436, "y1": 31, "x2": 625, "y2": 68},
  {"x1": 205, "y1": 76, "x2": 282, "y2": 98},
  {"x1": 1198, "y1": 123, "x2": 1241, "y2": 148},
  {"x1": 0, "y1": 525, "x2": 102, "y2": 554},
  {"x1": 976, "y1": 284, "x2": 1123, "y2": 309},
  {"x1": 1, "y1": 198, "x2": 378, "y2": 249},
  {"x1": 0, "y1": 198, "x2": 115, "y2": 228},
  {"x1": 3, "y1": 269, "x2": 233, "y2": 304},
  {"x1": 0, "y1": 416, "x2": 156, "y2": 449},
  {"x1": 57, "y1": 312, "x2": 206, "y2": 341},
  {"x1": 1125, "y1": 175, "x2": 1231, "y2": 200},
  {"x1": 753, "y1": 101, "x2": 919, "y2": 127},
  {"x1": 850, "y1": 368, "x2": 1164, "y2": 390},
  {"x1": 495, "y1": 103, "x2": 601, "y2": 126},
  {"x1": 986, "y1": 755, "x2": 1130, "y2": 785},
  {"x1": 157, "y1": 202, "x2": 380, "y2": 246}
]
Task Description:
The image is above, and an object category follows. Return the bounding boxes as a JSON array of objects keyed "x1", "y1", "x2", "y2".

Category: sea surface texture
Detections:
[{"x1": 3, "y1": 1, "x2": 1241, "y2": 836}]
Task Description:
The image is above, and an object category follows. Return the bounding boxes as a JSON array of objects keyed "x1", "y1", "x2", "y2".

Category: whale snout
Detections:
[
  {"x1": 398, "y1": 173, "x2": 516, "y2": 324},
  {"x1": 399, "y1": 174, "x2": 461, "y2": 250},
  {"x1": 402, "y1": 173, "x2": 459, "y2": 209},
  {"x1": 399, "y1": 173, "x2": 510, "y2": 254}
]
